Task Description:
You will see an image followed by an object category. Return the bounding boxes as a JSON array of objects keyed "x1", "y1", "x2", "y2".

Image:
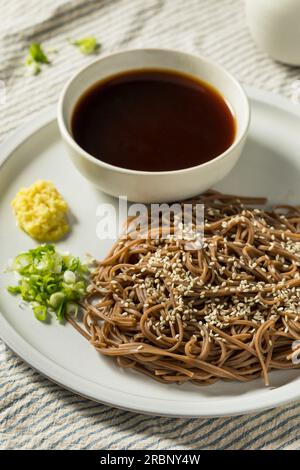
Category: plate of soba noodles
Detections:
[{"x1": 1, "y1": 84, "x2": 300, "y2": 417}]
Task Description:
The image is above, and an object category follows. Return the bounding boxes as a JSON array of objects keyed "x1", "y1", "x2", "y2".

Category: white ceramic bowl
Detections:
[
  {"x1": 57, "y1": 49, "x2": 250, "y2": 203},
  {"x1": 245, "y1": 0, "x2": 300, "y2": 66}
]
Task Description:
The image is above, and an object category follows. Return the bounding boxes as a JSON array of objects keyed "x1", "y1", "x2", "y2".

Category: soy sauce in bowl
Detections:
[{"x1": 71, "y1": 69, "x2": 236, "y2": 172}]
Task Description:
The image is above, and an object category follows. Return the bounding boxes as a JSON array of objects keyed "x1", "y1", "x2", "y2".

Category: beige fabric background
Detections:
[{"x1": 1, "y1": 0, "x2": 300, "y2": 450}]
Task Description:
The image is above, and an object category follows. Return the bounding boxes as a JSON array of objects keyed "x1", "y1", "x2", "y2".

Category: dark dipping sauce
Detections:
[{"x1": 71, "y1": 69, "x2": 236, "y2": 172}]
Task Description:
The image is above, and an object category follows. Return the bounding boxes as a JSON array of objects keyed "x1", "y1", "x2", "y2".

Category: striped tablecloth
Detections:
[{"x1": 1, "y1": 0, "x2": 300, "y2": 450}]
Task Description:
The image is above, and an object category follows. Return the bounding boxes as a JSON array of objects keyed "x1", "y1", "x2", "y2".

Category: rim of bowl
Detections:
[{"x1": 57, "y1": 48, "x2": 250, "y2": 176}]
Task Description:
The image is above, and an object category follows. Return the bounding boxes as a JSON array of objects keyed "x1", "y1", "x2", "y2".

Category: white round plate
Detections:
[{"x1": 0, "y1": 87, "x2": 300, "y2": 417}]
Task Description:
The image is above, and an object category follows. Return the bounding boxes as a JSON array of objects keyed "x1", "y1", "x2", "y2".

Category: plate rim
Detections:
[{"x1": 1, "y1": 87, "x2": 300, "y2": 417}]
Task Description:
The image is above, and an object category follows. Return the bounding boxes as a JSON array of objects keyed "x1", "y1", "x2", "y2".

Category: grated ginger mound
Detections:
[{"x1": 11, "y1": 180, "x2": 69, "y2": 241}]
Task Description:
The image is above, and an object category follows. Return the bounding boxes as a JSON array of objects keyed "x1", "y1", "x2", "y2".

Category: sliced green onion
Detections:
[
  {"x1": 69, "y1": 36, "x2": 99, "y2": 55},
  {"x1": 13, "y1": 253, "x2": 33, "y2": 272},
  {"x1": 56, "y1": 300, "x2": 65, "y2": 321},
  {"x1": 49, "y1": 292, "x2": 65, "y2": 309},
  {"x1": 63, "y1": 270, "x2": 76, "y2": 284},
  {"x1": 7, "y1": 244, "x2": 89, "y2": 322},
  {"x1": 25, "y1": 43, "x2": 50, "y2": 76},
  {"x1": 27, "y1": 43, "x2": 50, "y2": 64},
  {"x1": 7, "y1": 286, "x2": 21, "y2": 295},
  {"x1": 33, "y1": 305, "x2": 47, "y2": 321},
  {"x1": 66, "y1": 302, "x2": 78, "y2": 318}
]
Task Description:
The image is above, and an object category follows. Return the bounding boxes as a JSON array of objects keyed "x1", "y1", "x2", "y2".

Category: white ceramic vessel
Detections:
[
  {"x1": 57, "y1": 49, "x2": 250, "y2": 203},
  {"x1": 1, "y1": 88, "x2": 300, "y2": 416},
  {"x1": 246, "y1": 0, "x2": 300, "y2": 65}
]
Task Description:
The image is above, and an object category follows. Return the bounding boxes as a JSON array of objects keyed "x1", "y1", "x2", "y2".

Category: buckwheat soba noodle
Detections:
[{"x1": 70, "y1": 191, "x2": 300, "y2": 386}]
